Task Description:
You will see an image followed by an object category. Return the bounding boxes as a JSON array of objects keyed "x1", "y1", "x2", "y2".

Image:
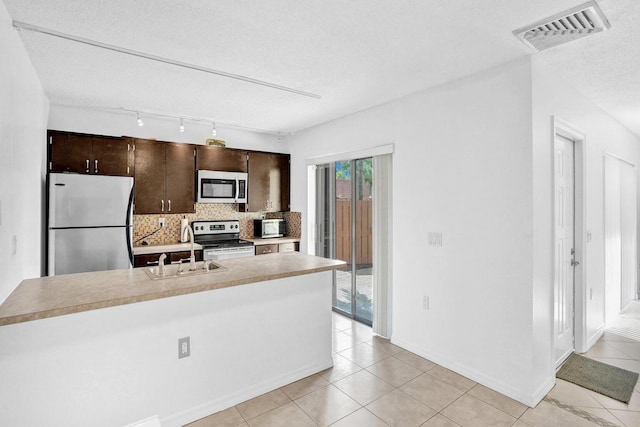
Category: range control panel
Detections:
[{"x1": 192, "y1": 220, "x2": 240, "y2": 235}]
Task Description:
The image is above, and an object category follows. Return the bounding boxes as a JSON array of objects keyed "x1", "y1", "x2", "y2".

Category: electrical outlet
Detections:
[
  {"x1": 159, "y1": 217, "x2": 165, "y2": 228},
  {"x1": 178, "y1": 336, "x2": 190, "y2": 359},
  {"x1": 423, "y1": 296, "x2": 429, "y2": 310},
  {"x1": 428, "y1": 232, "x2": 442, "y2": 246}
]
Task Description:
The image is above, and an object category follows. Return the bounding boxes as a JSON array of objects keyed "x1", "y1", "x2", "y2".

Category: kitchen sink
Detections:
[{"x1": 144, "y1": 260, "x2": 227, "y2": 280}]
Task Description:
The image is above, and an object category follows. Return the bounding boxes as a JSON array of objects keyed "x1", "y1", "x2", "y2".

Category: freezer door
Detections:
[
  {"x1": 49, "y1": 227, "x2": 132, "y2": 276},
  {"x1": 49, "y1": 173, "x2": 134, "y2": 227}
]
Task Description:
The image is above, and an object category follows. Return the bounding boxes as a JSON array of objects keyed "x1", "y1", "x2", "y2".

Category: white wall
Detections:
[
  {"x1": 0, "y1": 1, "x2": 49, "y2": 303},
  {"x1": 531, "y1": 55, "x2": 640, "y2": 379},
  {"x1": 292, "y1": 55, "x2": 640, "y2": 406},
  {"x1": 48, "y1": 104, "x2": 288, "y2": 153},
  {"x1": 291, "y1": 58, "x2": 543, "y2": 404},
  {"x1": 0, "y1": 272, "x2": 333, "y2": 427}
]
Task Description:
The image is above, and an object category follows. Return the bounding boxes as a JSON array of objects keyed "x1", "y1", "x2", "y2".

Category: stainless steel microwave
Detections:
[
  {"x1": 254, "y1": 219, "x2": 286, "y2": 238},
  {"x1": 197, "y1": 170, "x2": 248, "y2": 203}
]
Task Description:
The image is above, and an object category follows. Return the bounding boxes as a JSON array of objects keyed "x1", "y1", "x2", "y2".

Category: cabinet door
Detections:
[
  {"x1": 248, "y1": 152, "x2": 274, "y2": 212},
  {"x1": 134, "y1": 140, "x2": 166, "y2": 214},
  {"x1": 49, "y1": 132, "x2": 92, "y2": 173},
  {"x1": 196, "y1": 146, "x2": 247, "y2": 172},
  {"x1": 276, "y1": 153, "x2": 290, "y2": 212},
  {"x1": 165, "y1": 143, "x2": 196, "y2": 213},
  {"x1": 247, "y1": 152, "x2": 290, "y2": 212},
  {"x1": 255, "y1": 244, "x2": 278, "y2": 255},
  {"x1": 168, "y1": 250, "x2": 203, "y2": 263},
  {"x1": 278, "y1": 242, "x2": 296, "y2": 253},
  {"x1": 91, "y1": 136, "x2": 132, "y2": 176},
  {"x1": 133, "y1": 253, "x2": 167, "y2": 268}
]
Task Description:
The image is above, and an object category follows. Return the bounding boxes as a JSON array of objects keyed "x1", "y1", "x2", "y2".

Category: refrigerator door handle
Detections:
[
  {"x1": 125, "y1": 184, "x2": 135, "y2": 267},
  {"x1": 235, "y1": 177, "x2": 240, "y2": 202}
]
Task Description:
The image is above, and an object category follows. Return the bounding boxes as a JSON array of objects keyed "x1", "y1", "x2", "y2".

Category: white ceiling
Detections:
[{"x1": 3, "y1": 0, "x2": 640, "y2": 136}]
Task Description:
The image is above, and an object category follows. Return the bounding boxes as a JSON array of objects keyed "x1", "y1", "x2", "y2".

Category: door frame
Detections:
[{"x1": 553, "y1": 117, "x2": 587, "y2": 359}]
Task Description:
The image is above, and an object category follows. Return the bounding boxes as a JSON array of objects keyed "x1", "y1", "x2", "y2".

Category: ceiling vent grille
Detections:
[{"x1": 513, "y1": 0, "x2": 610, "y2": 52}]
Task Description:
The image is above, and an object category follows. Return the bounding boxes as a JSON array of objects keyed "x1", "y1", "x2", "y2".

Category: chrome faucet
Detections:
[
  {"x1": 158, "y1": 253, "x2": 167, "y2": 276},
  {"x1": 184, "y1": 226, "x2": 197, "y2": 271}
]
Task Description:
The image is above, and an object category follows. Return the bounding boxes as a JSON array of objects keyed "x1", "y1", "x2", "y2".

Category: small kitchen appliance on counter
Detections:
[
  {"x1": 192, "y1": 220, "x2": 255, "y2": 260},
  {"x1": 254, "y1": 219, "x2": 286, "y2": 238}
]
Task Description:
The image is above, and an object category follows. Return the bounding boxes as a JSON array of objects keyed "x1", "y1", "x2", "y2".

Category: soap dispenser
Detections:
[{"x1": 180, "y1": 215, "x2": 189, "y2": 243}]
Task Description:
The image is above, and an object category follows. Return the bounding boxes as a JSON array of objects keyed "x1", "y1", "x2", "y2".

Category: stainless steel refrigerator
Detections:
[{"x1": 48, "y1": 173, "x2": 134, "y2": 276}]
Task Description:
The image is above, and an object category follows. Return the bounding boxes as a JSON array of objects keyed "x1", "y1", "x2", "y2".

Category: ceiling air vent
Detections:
[{"x1": 513, "y1": 0, "x2": 610, "y2": 52}]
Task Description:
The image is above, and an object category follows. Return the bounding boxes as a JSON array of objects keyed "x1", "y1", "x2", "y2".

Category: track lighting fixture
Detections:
[{"x1": 123, "y1": 107, "x2": 288, "y2": 137}]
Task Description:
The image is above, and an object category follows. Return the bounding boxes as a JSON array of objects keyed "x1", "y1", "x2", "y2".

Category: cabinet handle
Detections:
[
  {"x1": 95, "y1": 159, "x2": 98, "y2": 173},
  {"x1": 161, "y1": 200, "x2": 164, "y2": 212},
  {"x1": 85, "y1": 159, "x2": 89, "y2": 173},
  {"x1": 168, "y1": 199, "x2": 171, "y2": 212},
  {"x1": 146, "y1": 260, "x2": 160, "y2": 265}
]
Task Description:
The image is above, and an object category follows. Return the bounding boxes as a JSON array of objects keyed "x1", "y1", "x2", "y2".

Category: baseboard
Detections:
[
  {"x1": 584, "y1": 326, "x2": 604, "y2": 352},
  {"x1": 531, "y1": 375, "x2": 555, "y2": 406},
  {"x1": 160, "y1": 358, "x2": 333, "y2": 427},
  {"x1": 391, "y1": 335, "x2": 550, "y2": 408}
]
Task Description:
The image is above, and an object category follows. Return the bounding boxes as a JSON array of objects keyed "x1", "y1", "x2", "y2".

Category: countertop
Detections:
[
  {"x1": 133, "y1": 242, "x2": 204, "y2": 255},
  {"x1": 0, "y1": 252, "x2": 345, "y2": 326},
  {"x1": 245, "y1": 237, "x2": 301, "y2": 245}
]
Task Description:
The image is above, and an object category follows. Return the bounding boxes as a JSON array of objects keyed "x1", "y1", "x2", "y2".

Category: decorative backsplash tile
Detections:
[{"x1": 133, "y1": 204, "x2": 301, "y2": 245}]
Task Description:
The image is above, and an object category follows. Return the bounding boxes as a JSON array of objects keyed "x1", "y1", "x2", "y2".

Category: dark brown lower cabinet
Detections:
[
  {"x1": 255, "y1": 244, "x2": 278, "y2": 255},
  {"x1": 133, "y1": 250, "x2": 203, "y2": 267},
  {"x1": 254, "y1": 242, "x2": 299, "y2": 255}
]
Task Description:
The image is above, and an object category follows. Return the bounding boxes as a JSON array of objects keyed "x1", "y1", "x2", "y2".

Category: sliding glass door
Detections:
[{"x1": 316, "y1": 158, "x2": 373, "y2": 325}]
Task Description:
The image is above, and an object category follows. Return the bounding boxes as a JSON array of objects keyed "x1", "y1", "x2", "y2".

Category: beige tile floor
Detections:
[{"x1": 186, "y1": 305, "x2": 640, "y2": 427}]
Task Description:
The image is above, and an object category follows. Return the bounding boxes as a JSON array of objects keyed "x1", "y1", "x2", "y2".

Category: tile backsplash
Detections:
[{"x1": 133, "y1": 204, "x2": 301, "y2": 245}]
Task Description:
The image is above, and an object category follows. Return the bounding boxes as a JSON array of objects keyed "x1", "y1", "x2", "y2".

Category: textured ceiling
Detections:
[{"x1": 3, "y1": 0, "x2": 639, "y2": 136}]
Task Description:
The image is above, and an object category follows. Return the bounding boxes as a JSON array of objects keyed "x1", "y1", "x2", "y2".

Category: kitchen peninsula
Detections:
[{"x1": 0, "y1": 252, "x2": 345, "y2": 427}]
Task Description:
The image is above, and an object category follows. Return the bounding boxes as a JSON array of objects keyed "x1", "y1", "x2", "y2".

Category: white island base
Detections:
[{"x1": 0, "y1": 271, "x2": 333, "y2": 427}]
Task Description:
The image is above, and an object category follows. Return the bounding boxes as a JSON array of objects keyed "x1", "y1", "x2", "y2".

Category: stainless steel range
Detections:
[{"x1": 192, "y1": 220, "x2": 255, "y2": 260}]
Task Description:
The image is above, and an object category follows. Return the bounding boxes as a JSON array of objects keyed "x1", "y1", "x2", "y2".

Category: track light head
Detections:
[
  {"x1": 211, "y1": 123, "x2": 217, "y2": 137},
  {"x1": 136, "y1": 112, "x2": 144, "y2": 127},
  {"x1": 179, "y1": 118, "x2": 185, "y2": 133}
]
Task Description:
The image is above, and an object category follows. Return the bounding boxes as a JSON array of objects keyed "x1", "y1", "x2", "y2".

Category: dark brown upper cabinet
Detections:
[
  {"x1": 246, "y1": 151, "x2": 290, "y2": 212},
  {"x1": 134, "y1": 139, "x2": 196, "y2": 214},
  {"x1": 49, "y1": 131, "x2": 133, "y2": 176},
  {"x1": 196, "y1": 145, "x2": 248, "y2": 172}
]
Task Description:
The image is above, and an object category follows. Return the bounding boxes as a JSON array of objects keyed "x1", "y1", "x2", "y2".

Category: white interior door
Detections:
[
  {"x1": 604, "y1": 155, "x2": 637, "y2": 325},
  {"x1": 554, "y1": 135, "x2": 576, "y2": 367},
  {"x1": 620, "y1": 162, "x2": 637, "y2": 307}
]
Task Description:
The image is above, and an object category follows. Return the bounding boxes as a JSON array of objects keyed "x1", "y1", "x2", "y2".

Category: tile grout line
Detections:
[{"x1": 543, "y1": 396, "x2": 622, "y2": 427}]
